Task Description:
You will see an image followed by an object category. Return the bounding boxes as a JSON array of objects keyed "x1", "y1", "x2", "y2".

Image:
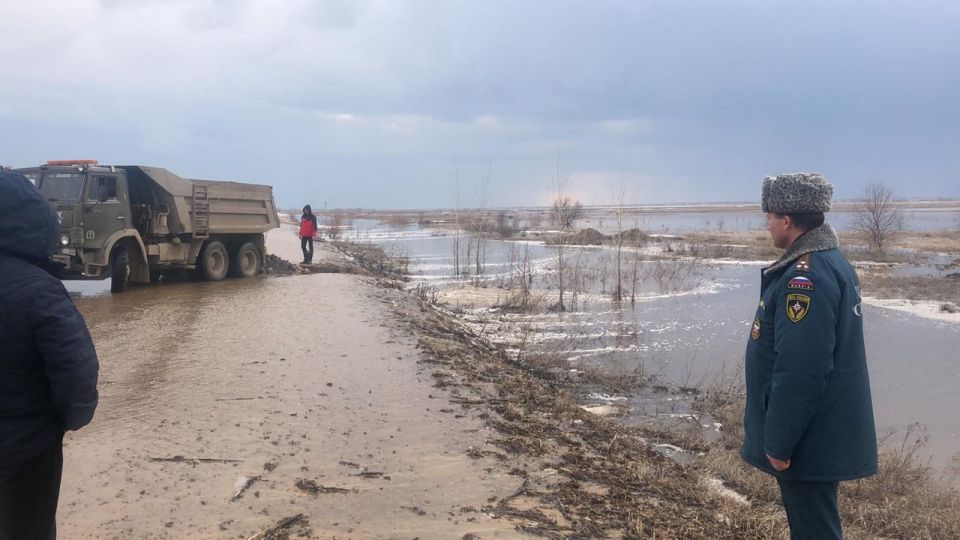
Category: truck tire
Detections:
[
  {"x1": 198, "y1": 241, "x2": 230, "y2": 281},
  {"x1": 110, "y1": 249, "x2": 130, "y2": 293},
  {"x1": 232, "y1": 242, "x2": 261, "y2": 278}
]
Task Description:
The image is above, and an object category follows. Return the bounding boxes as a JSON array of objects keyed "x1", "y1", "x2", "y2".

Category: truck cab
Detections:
[{"x1": 21, "y1": 161, "x2": 137, "y2": 283}]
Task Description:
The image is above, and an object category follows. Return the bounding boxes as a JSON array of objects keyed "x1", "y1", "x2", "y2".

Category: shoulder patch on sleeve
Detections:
[
  {"x1": 786, "y1": 294, "x2": 811, "y2": 323},
  {"x1": 795, "y1": 254, "x2": 811, "y2": 272},
  {"x1": 787, "y1": 276, "x2": 814, "y2": 291}
]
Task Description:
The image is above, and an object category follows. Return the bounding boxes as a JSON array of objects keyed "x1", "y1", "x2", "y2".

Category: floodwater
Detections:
[{"x1": 341, "y1": 213, "x2": 960, "y2": 468}]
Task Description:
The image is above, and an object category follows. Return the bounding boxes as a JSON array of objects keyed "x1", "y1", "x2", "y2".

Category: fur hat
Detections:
[{"x1": 762, "y1": 173, "x2": 833, "y2": 214}]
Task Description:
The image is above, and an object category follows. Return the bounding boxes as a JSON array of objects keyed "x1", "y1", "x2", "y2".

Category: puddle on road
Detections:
[{"x1": 71, "y1": 274, "x2": 281, "y2": 431}]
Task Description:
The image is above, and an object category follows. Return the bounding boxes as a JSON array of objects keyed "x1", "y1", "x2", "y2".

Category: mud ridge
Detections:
[{"x1": 370, "y1": 278, "x2": 765, "y2": 538}]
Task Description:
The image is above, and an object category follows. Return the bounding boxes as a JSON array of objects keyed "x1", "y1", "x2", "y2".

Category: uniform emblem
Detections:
[
  {"x1": 796, "y1": 254, "x2": 811, "y2": 272},
  {"x1": 787, "y1": 276, "x2": 814, "y2": 291},
  {"x1": 759, "y1": 298, "x2": 766, "y2": 311},
  {"x1": 751, "y1": 316, "x2": 762, "y2": 340},
  {"x1": 786, "y1": 294, "x2": 811, "y2": 323}
]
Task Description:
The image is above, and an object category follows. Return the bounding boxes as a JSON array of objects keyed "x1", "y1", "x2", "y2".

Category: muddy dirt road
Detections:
[{"x1": 59, "y1": 229, "x2": 526, "y2": 539}]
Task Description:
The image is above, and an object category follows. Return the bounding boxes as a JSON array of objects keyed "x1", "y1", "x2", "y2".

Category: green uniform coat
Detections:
[{"x1": 741, "y1": 224, "x2": 878, "y2": 481}]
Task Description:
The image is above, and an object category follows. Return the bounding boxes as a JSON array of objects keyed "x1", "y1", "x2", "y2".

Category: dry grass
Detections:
[
  {"x1": 329, "y1": 240, "x2": 410, "y2": 278},
  {"x1": 391, "y1": 289, "x2": 791, "y2": 538},
  {"x1": 668, "y1": 232, "x2": 783, "y2": 261},
  {"x1": 696, "y1": 389, "x2": 960, "y2": 540},
  {"x1": 678, "y1": 229, "x2": 960, "y2": 266},
  {"x1": 859, "y1": 274, "x2": 960, "y2": 304},
  {"x1": 841, "y1": 230, "x2": 960, "y2": 254}
]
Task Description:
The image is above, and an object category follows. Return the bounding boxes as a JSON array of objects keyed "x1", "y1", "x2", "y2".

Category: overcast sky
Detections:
[{"x1": 2, "y1": 0, "x2": 957, "y2": 209}]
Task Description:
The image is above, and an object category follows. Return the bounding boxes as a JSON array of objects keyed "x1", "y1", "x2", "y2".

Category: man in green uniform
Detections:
[{"x1": 742, "y1": 173, "x2": 878, "y2": 539}]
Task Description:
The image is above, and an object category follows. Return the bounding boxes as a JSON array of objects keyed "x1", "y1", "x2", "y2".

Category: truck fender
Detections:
[{"x1": 103, "y1": 229, "x2": 151, "y2": 284}]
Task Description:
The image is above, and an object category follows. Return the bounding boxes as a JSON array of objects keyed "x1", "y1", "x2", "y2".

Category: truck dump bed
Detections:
[{"x1": 122, "y1": 166, "x2": 279, "y2": 235}]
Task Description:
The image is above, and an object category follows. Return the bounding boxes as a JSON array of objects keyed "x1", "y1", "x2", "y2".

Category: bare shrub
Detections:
[
  {"x1": 495, "y1": 211, "x2": 521, "y2": 238},
  {"x1": 335, "y1": 240, "x2": 409, "y2": 277},
  {"x1": 551, "y1": 196, "x2": 583, "y2": 230},
  {"x1": 414, "y1": 282, "x2": 441, "y2": 304},
  {"x1": 853, "y1": 183, "x2": 904, "y2": 254},
  {"x1": 647, "y1": 256, "x2": 702, "y2": 293},
  {"x1": 324, "y1": 212, "x2": 349, "y2": 241},
  {"x1": 495, "y1": 289, "x2": 548, "y2": 313}
]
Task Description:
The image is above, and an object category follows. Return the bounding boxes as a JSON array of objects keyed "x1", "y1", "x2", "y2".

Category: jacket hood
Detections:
[{"x1": 0, "y1": 171, "x2": 60, "y2": 263}]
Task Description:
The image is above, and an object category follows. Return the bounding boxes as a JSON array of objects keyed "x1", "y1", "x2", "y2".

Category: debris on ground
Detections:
[
  {"x1": 243, "y1": 514, "x2": 307, "y2": 540},
  {"x1": 149, "y1": 456, "x2": 243, "y2": 465},
  {"x1": 231, "y1": 475, "x2": 260, "y2": 502},
  {"x1": 294, "y1": 479, "x2": 356, "y2": 495}
]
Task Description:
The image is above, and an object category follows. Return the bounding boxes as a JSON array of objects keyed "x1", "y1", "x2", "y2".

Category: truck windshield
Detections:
[{"x1": 40, "y1": 172, "x2": 85, "y2": 202}]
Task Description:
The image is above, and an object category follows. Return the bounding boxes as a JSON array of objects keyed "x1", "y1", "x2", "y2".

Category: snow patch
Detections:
[
  {"x1": 862, "y1": 296, "x2": 960, "y2": 324},
  {"x1": 704, "y1": 477, "x2": 749, "y2": 506}
]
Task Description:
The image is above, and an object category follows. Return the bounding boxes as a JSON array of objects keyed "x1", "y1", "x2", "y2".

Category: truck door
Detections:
[{"x1": 82, "y1": 172, "x2": 132, "y2": 252}]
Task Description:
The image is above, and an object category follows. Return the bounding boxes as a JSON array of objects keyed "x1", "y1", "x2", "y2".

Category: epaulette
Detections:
[{"x1": 795, "y1": 254, "x2": 811, "y2": 272}]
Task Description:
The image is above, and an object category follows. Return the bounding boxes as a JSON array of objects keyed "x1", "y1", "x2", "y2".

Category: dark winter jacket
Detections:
[
  {"x1": 741, "y1": 224, "x2": 878, "y2": 481},
  {"x1": 0, "y1": 172, "x2": 99, "y2": 464}
]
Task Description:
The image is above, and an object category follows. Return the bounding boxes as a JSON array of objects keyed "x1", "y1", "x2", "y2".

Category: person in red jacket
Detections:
[{"x1": 299, "y1": 205, "x2": 318, "y2": 264}]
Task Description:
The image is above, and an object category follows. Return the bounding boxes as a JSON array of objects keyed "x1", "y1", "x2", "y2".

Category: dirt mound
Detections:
[
  {"x1": 612, "y1": 227, "x2": 648, "y2": 245},
  {"x1": 264, "y1": 254, "x2": 298, "y2": 275},
  {"x1": 568, "y1": 227, "x2": 608, "y2": 245}
]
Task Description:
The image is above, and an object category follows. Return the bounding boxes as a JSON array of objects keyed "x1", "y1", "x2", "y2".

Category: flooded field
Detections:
[
  {"x1": 574, "y1": 206, "x2": 960, "y2": 233},
  {"x1": 333, "y1": 208, "x2": 960, "y2": 469}
]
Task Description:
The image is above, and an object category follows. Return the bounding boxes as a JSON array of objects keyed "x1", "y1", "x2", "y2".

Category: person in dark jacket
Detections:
[
  {"x1": 0, "y1": 171, "x2": 100, "y2": 539},
  {"x1": 742, "y1": 173, "x2": 877, "y2": 539},
  {"x1": 299, "y1": 205, "x2": 318, "y2": 264}
]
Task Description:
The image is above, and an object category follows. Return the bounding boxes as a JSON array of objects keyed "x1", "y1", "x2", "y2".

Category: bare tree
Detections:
[
  {"x1": 452, "y1": 160, "x2": 462, "y2": 276},
  {"x1": 611, "y1": 183, "x2": 627, "y2": 302},
  {"x1": 474, "y1": 165, "x2": 492, "y2": 276},
  {"x1": 551, "y1": 157, "x2": 577, "y2": 312},
  {"x1": 551, "y1": 196, "x2": 583, "y2": 229},
  {"x1": 853, "y1": 183, "x2": 904, "y2": 253}
]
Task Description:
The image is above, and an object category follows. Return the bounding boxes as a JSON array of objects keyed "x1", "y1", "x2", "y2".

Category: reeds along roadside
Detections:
[
  {"x1": 329, "y1": 239, "x2": 410, "y2": 278},
  {"x1": 695, "y1": 371, "x2": 960, "y2": 539}
]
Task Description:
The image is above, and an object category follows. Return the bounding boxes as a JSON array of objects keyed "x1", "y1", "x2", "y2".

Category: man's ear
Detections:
[{"x1": 781, "y1": 214, "x2": 795, "y2": 231}]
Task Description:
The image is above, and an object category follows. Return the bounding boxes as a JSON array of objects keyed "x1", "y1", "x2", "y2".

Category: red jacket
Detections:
[{"x1": 299, "y1": 214, "x2": 318, "y2": 238}]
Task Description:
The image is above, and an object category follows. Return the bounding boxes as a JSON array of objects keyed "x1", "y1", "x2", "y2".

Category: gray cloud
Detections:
[{"x1": 2, "y1": 0, "x2": 957, "y2": 209}]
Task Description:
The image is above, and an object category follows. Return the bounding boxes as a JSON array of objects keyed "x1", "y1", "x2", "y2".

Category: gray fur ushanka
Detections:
[{"x1": 762, "y1": 173, "x2": 833, "y2": 214}]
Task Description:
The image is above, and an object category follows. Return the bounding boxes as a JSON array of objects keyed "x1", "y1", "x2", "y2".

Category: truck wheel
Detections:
[
  {"x1": 199, "y1": 241, "x2": 229, "y2": 281},
  {"x1": 232, "y1": 242, "x2": 261, "y2": 278},
  {"x1": 110, "y1": 249, "x2": 130, "y2": 293}
]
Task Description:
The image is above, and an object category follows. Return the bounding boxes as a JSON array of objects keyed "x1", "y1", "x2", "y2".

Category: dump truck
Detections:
[{"x1": 16, "y1": 160, "x2": 280, "y2": 292}]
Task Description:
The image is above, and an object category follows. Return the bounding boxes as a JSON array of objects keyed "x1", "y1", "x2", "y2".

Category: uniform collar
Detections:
[{"x1": 762, "y1": 223, "x2": 839, "y2": 276}]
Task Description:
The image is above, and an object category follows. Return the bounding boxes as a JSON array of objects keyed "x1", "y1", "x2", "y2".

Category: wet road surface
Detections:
[{"x1": 59, "y1": 229, "x2": 526, "y2": 539}]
